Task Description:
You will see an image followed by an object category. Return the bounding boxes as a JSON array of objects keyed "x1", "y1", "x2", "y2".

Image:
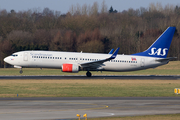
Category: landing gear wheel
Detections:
[
  {"x1": 86, "y1": 71, "x2": 92, "y2": 77},
  {"x1": 19, "y1": 69, "x2": 23, "y2": 74}
]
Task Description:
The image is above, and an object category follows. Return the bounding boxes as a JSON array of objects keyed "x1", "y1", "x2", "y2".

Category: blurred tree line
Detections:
[{"x1": 1, "y1": 1, "x2": 180, "y2": 67}]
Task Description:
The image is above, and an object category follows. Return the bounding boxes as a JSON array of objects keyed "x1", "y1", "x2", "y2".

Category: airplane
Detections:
[{"x1": 4, "y1": 27, "x2": 176, "y2": 77}]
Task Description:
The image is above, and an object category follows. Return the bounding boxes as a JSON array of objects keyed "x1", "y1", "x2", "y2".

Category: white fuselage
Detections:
[{"x1": 4, "y1": 51, "x2": 168, "y2": 72}]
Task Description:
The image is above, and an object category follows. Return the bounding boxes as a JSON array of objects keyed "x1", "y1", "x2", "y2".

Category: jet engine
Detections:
[{"x1": 62, "y1": 64, "x2": 79, "y2": 73}]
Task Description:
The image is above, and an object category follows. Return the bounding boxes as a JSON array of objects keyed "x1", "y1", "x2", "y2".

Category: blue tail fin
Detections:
[{"x1": 132, "y1": 27, "x2": 176, "y2": 58}]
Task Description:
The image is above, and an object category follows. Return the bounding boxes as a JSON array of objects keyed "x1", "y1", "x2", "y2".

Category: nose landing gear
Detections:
[
  {"x1": 19, "y1": 68, "x2": 23, "y2": 74},
  {"x1": 86, "y1": 71, "x2": 92, "y2": 77}
]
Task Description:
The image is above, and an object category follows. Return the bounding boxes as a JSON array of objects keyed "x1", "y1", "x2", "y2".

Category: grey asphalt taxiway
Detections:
[
  {"x1": 0, "y1": 97, "x2": 180, "y2": 120},
  {"x1": 0, "y1": 75, "x2": 180, "y2": 80}
]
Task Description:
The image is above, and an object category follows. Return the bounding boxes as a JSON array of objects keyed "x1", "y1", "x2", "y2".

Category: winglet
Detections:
[
  {"x1": 108, "y1": 49, "x2": 114, "y2": 54},
  {"x1": 110, "y1": 47, "x2": 120, "y2": 59}
]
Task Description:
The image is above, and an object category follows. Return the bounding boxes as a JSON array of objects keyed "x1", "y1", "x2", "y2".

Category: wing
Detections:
[{"x1": 80, "y1": 48, "x2": 120, "y2": 69}]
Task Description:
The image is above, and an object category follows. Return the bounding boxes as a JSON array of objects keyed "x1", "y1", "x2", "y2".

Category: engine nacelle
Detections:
[{"x1": 62, "y1": 64, "x2": 79, "y2": 73}]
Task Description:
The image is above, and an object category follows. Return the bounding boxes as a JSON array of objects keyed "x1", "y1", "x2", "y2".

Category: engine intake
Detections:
[{"x1": 62, "y1": 64, "x2": 79, "y2": 73}]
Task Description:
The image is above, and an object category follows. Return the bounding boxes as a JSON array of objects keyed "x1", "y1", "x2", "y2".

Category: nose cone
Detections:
[
  {"x1": 4, "y1": 57, "x2": 8, "y2": 63},
  {"x1": 4, "y1": 56, "x2": 10, "y2": 64}
]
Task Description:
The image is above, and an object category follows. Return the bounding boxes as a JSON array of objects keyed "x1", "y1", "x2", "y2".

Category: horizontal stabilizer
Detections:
[{"x1": 156, "y1": 57, "x2": 177, "y2": 62}]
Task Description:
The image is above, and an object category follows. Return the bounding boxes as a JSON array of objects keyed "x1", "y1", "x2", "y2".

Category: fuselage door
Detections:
[
  {"x1": 24, "y1": 52, "x2": 28, "y2": 61},
  {"x1": 141, "y1": 58, "x2": 145, "y2": 67}
]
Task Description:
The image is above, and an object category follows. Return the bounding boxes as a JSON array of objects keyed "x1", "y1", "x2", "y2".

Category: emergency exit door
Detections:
[{"x1": 24, "y1": 52, "x2": 28, "y2": 61}]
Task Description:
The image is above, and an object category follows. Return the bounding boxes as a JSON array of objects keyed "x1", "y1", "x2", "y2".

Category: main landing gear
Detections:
[{"x1": 86, "y1": 71, "x2": 92, "y2": 77}]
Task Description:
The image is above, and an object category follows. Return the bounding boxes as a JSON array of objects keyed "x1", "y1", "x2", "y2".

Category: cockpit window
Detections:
[{"x1": 11, "y1": 54, "x2": 18, "y2": 57}]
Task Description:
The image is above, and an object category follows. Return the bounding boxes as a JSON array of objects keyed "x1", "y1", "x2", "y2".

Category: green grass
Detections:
[
  {"x1": 1, "y1": 61, "x2": 180, "y2": 76},
  {"x1": 0, "y1": 61, "x2": 180, "y2": 97},
  {"x1": 0, "y1": 79, "x2": 179, "y2": 97}
]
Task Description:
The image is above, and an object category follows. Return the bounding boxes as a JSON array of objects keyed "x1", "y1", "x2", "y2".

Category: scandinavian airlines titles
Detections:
[
  {"x1": 30, "y1": 53, "x2": 53, "y2": 57},
  {"x1": 148, "y1": 47, "x2": 168, "y2": 56}
]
